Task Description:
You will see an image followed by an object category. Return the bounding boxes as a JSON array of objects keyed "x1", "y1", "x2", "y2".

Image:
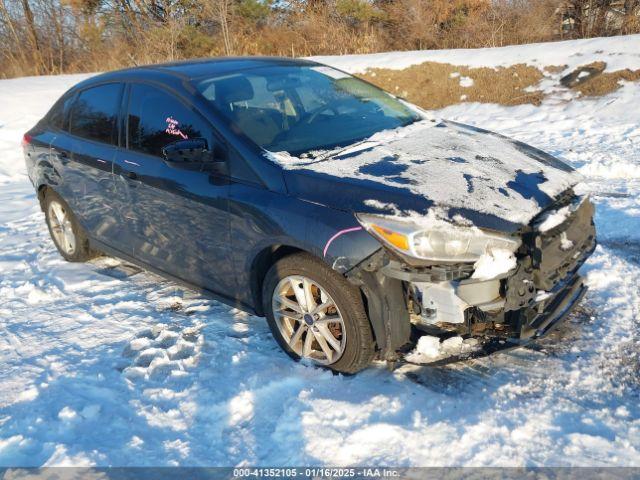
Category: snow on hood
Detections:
[{"x1": 266, "y1": 119, "x2": 581, "y2": 231}]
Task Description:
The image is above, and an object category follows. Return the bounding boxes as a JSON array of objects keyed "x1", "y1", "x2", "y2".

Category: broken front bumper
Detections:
[
  {"x1": 403, "y1": 271, "x2": 589, "y2": 367},
  {"x1": 388, "y1": 195, "x2": 596, "y2": 365}
]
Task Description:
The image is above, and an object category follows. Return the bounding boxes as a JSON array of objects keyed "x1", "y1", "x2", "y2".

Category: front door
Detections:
[{"x1": 113, "y1": 82, "x2": 235, "y2": 297}]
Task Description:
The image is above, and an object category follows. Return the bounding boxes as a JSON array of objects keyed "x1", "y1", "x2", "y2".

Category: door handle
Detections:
[{"x1": 122, "y1": 159, "x2": 140, "y2": 181}]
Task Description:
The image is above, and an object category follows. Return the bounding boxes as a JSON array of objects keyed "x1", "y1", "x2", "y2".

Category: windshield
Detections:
[{"x1": 195, "y1": 65, "x2": 422, "y2": 156}]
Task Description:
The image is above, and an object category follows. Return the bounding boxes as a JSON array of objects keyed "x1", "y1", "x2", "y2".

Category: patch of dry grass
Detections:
[
  {"x1": 358, "y1": 60, "x2": 640, "y2": 109},
  {"x1": 359, "y1": 62, "x2": 545, "y2": 109},
  {"x1": 544, "y1": 65, "x2": 567, "y2": 74},
  {"x1": 575, "y1": 68, "x2": 640, "y2": 97}
]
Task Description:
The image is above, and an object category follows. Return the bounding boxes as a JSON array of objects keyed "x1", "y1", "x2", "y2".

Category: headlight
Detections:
[{"x1": 356, "y1": 213, "x2": 521, "y2": 262}]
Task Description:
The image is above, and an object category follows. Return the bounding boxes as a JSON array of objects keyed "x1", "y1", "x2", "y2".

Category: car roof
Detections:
[
  {"x1": 155, "y1": 56, "x2": 320, "y2": 79},
  {"x1": 70, "y1": 57, "x2": 332, "y2": 94},
  {"x1": 87, "y1": 56, "x2": 321, "y2": 84}
]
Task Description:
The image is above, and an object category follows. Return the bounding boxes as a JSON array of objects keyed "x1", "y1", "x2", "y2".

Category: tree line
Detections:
[{"x1": 1, "y1": 0, "x2": 639, "y2": 79}]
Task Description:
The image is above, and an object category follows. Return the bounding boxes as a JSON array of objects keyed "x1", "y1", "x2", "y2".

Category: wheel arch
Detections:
[
  {"x1": 36, "y1": 184, "x2": 49, "y2": 210},
  {"x1": 250, "y1": 244, "x2": 307, "y2": 316},
  {"x1": 346, "y1": 251, "x2": 411, "y2": 361},
  {"x1": 249, "y1": 244, "x2": 387, "y2": 359}
]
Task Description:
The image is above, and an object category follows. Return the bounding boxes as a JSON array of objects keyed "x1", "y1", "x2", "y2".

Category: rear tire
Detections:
[
  {"x1": 43, "y1": 189, "x2": 97, "y2": 262},
  {"x1": 262, "y1": 252, "x2": 376, "y2": 374}
]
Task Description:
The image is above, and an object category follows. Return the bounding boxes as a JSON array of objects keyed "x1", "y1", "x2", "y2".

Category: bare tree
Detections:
[
  {"x1": 0, "y1": 0, "x2": 639, "y2": 79},
  {"x1": 622, "y1": 0, "x2": 640, "y2": 33},
  {"x1": 0, "y1": 0, "x2": 31, "y2": 75},
  {"x1": 204, "y1": 0, "x2": 233, "y2": 55},
  {"x1": 20, "y1": 0, "x2": 46, "y2": 73}
]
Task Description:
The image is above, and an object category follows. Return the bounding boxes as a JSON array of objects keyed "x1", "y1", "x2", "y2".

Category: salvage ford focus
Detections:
[{"x1": 23, "y1": 57, "x2": 596, "y2": 373}]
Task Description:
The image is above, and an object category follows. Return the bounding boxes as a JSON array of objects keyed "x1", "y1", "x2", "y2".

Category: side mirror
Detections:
[
  {"x1": 162, "y1": 138, "x2": 209, "y2": 164},
  {"x1": 162, "y1": 138, "x2": 228, "y2": 175}
]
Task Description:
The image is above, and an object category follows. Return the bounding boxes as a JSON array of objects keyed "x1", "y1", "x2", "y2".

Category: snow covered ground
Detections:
[
  {"x1": 1, "y1": 37, "x2": 639, "y2": 467},
  {"x1": 313, "y1": 34, "x2": 640, "y2": 74}
]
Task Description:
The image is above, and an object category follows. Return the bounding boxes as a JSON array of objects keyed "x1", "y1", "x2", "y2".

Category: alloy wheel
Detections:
[
  {"x1": 271, "y1": 275, "x2": 346, "y2": 365},
  {"x1": 47, "y1": 200, "x2": 77, "y2": 255}
]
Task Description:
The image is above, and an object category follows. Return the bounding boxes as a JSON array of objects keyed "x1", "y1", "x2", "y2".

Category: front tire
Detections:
[
  {"x1": 262, "y1": 252, "x2": 376, "y2": 374},
  {"x1": 43, "y1": 190, "x2": 96, "y2": 262}
]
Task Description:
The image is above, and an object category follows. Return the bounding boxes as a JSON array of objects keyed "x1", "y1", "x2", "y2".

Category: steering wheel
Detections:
[{"x1": 302, "y1": 102, "x2": 340, "y2": 125}]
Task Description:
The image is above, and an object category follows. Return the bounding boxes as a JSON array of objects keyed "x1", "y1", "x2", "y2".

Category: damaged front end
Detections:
[{"x1": 349, "y1": 193, "x2": 596, "y2": 366}]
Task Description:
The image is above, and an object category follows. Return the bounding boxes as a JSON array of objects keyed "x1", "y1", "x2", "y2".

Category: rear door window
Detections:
[
  {"x1": 68, "y1": 83, "x2": 122, "y2": 144},
  {"x1": 127, "y1": 83, "x2": 210, "y2": 158}
]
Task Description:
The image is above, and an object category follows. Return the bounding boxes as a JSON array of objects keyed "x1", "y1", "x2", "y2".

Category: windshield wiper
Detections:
[{"x1": 302, "y1": 138, "x2": 377, "y2": 164}]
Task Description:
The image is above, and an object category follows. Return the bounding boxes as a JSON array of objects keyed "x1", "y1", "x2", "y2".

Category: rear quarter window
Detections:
[
  {"x1": 68, "y1": 83, "x2": 123, "y2": 145},
  {"x1": 47, "y1": 94, "x2": 74, "y2": 131}
]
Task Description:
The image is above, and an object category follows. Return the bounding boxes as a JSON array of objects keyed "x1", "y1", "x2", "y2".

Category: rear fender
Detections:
[{"x1": 26, "y1": 131, "x2": 61, "y2": 192}]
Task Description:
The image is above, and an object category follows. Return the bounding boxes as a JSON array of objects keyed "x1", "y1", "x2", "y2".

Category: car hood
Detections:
[{"x1": 276, "y1": 120, "x2": 581, "y2": 234}]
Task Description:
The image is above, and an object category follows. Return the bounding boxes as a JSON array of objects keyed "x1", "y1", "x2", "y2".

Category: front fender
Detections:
[{"x1": 310, "y1": 209, "x2": 382, "y2": 274}]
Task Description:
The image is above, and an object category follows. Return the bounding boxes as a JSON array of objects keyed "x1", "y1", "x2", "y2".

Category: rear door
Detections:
[
  {"x1": 64, "y1": 83, "x2": 124, "y2": 246},
  {"x1": 113, "y1": 82, "x2": 235, "y2": 296}
]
